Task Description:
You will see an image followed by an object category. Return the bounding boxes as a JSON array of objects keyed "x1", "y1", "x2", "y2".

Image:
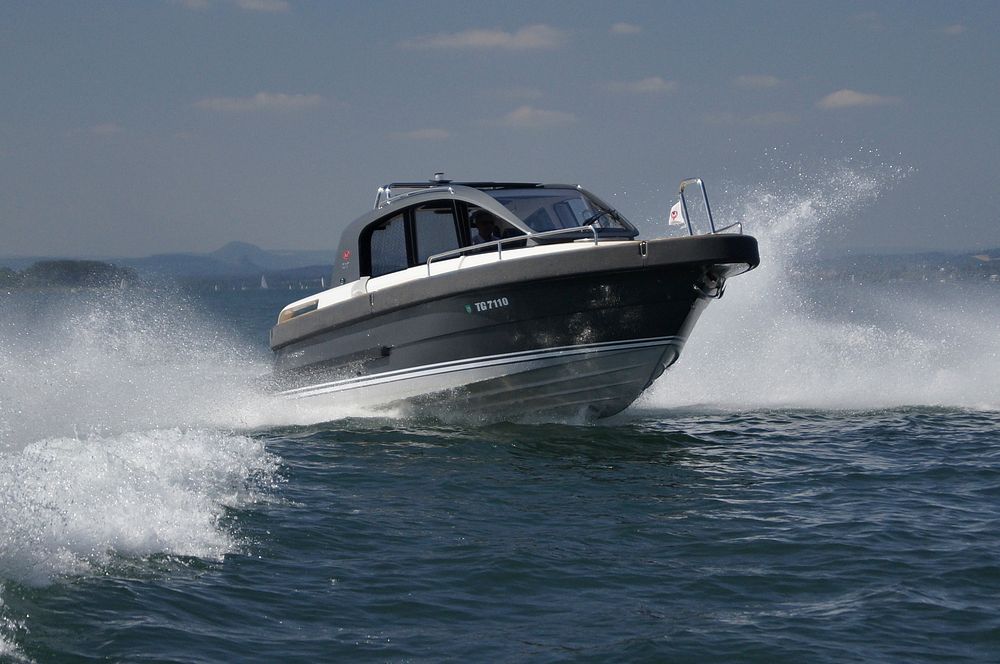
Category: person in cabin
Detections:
[{"x1": 471, "y1": 210, "x2": 503, "y2": 244}]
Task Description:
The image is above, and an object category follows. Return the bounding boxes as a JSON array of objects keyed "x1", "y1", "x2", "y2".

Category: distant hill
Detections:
[
  {"x1": 120, "y1": 241, "x2": 334, "y2": 278},
  {"x1": 1, "y1": 242, "x2": 336, "y2": 290}
]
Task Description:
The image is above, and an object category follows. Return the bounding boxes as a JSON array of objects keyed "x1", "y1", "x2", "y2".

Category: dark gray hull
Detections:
[{"x1": 271, "y1": 234, "x2": 758, "y2": 419}]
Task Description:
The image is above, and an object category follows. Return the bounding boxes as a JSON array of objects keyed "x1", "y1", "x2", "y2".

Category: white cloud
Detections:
[
  {"x1": 734, "y1": 74, "x2": 781, "y2": 89},
  {"x1": 391, "y1": 128, "x2": 450, "y2": 141},
  {"x1": 497, "y1": 105, "x2": 576, "y2": 128},
  {"x1": 942, "y1": 24, "x2": 967, "y2": 36},
  {"x1": 609, "y1": 76, "x2": 676, "y2": 94},
  {"x1": 611, "y1": 22, "x2": 642, "y2": 35},
  {"x1": 400, "y1": 24, "x2": 565, "y2": 51},
  {"x1": 817, "y1": 89, "x2": 900, "y2": 109},
  {"x1": 195, "y1": 92, "x2": 323, "y2": 112}
]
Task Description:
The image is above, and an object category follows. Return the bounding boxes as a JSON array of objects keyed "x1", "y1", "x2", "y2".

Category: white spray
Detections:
[
  {"x1": 640, "y1": 158, "x2": 1000, "y2": 411},
  {"x1": 0, "y1": 289, "x2": 289, "y2": 592}
]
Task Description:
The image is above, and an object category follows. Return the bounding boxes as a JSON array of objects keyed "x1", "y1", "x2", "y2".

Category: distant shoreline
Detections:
[
  {"x1": 1, "y1": 260, "x2": 136, "y2": 290},
  {"x1": 3, "y1": 243, "x2": 998, "y2": 288}
]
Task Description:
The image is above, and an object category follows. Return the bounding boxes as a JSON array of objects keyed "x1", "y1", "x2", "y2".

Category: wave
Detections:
[
  {"x1": 0, "y1": 428, "x2": 277, "y2": 587},
  {"x1": 0, "y1": 288, "x2": 288, "y2": 659}
]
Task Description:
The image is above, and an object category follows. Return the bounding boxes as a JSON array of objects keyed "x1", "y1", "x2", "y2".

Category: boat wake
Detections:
[
  {"x1": 1, "y1": 428, "x2": 276, "y2": 583},
  {"x1": 641, "y1": 157, "x2": 1000, "y2": 411},
  {"x1": 0, "y1": 288, "x2": 390, "y2": 453},
  {"x1": 0, "y1": 284, "x2": 411, "y2": 657}
]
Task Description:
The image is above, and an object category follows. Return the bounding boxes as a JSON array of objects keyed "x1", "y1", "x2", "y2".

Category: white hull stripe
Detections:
[{"x1": 281, "y1": 336, "x2": 682, "y2": 399}]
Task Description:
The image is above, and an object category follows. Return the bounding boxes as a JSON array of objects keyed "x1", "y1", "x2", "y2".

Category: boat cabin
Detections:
[{"x1": 334, "y1": 181, "x2": 639, "y2": 285}]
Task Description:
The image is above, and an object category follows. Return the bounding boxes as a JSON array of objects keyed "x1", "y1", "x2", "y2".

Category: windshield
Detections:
[{"x1": 488, "y1": 188, "x2": 632, "y2": 234}]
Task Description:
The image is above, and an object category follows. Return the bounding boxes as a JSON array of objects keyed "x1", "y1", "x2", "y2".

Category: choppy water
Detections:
[
  {"x1": 2, "y1": 165, "x2": 999, "y2": 662},
  {"x1": 5, "y1": 407, "x2": 999, "y2": 663}
]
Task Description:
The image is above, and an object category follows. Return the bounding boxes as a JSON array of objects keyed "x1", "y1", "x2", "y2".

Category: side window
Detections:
[
  {"x1": 413, "y1": 203, "x2": 460, "y2": 262},
  {"x1": 369, "y1": 212, "x2": 408, "y2": 277}
]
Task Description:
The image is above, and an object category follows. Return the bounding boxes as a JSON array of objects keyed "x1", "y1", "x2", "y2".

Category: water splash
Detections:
[
  {"x1": 0, "y1": 289, "x2": 257, "y2": 449},
  {"x1": 0, "y1": 284, "x2": 380, "y2": 657},
  {"x1": 0, "y1": 288, "x2": 375, "y2": 453},
  {"x1": 641, "y1": 156, "x2": 1000, "y2": 411},
  {"x1": 0, "y1": 290, "x2": 288, "y2": 592},
  {"x1": 0, "y1": 428, "x2": 278, "y2": 587}
]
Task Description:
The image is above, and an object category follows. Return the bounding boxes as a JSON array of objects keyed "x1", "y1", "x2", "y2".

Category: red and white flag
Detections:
[{"x1": 668, "y1": 200, "x2": 686, "y2": 226}]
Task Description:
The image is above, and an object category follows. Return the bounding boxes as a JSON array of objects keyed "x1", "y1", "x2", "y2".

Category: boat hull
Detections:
[
  {"x1": 282, "y1": 336, "x2": 686, "y2": 420},
  {"x1": 271, "y1": 235, "x2": 757, "y2": 419}
]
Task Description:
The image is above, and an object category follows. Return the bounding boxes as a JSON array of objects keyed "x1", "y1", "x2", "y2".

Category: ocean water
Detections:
[{"x1": 2, "y1": 167, "x2": 999, "y2": 662}]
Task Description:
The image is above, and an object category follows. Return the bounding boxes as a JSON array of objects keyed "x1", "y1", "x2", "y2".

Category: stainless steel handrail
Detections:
[
  {"x1": 374, "y1": 184, "x2": 456, "y2": 209},
  {"x1": 675, "y1": 178, "x2": 745, "y2": 236},
  {"x1": 714, "y1": 221, "x2": 743, "y2": 234},
  {"x1": 678, "y1": 177, "x2": 717, "y2": 235},
  {"x1": 425, "y1": 224, "x2": 600, "y2": 275},
  {"x1": 677, "y1": 176, "x2": 749, "y2": 236}
]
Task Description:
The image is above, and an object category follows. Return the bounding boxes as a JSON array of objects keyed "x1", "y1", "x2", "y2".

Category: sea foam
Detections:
[{"x1": 0, "y1": 428, "x2": 277, "y2": 587}]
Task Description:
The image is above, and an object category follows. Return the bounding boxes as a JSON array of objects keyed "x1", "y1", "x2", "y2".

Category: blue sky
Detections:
[{"x1": 1, "y1": 0, "x2": 997, "y2": 256}]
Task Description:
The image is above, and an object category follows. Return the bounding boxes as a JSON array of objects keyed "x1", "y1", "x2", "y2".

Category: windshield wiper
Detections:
[{"x1": 582, "y1": 208, "x2": 616, "y2": 226}]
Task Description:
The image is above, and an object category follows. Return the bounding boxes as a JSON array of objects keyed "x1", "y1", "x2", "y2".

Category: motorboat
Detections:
[{"x1": 269, "y1": 175, "x2": 759, "y2": 419}]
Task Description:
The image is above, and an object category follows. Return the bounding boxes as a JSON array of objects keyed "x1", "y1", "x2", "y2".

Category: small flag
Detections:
[{"x1": 668, "y1": 199, "x2": 686, "y2": 226}]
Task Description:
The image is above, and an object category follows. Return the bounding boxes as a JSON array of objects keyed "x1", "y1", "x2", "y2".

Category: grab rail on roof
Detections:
[
  {"x1": 373, "y1": 183, "x2": 456, "y2": 209},
  {"x1": 373, "y1": 174, "x2": 546, "y2": 209},
  {"x1": 374, "y1": 172, "x2": 460, "y2": 208}
]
